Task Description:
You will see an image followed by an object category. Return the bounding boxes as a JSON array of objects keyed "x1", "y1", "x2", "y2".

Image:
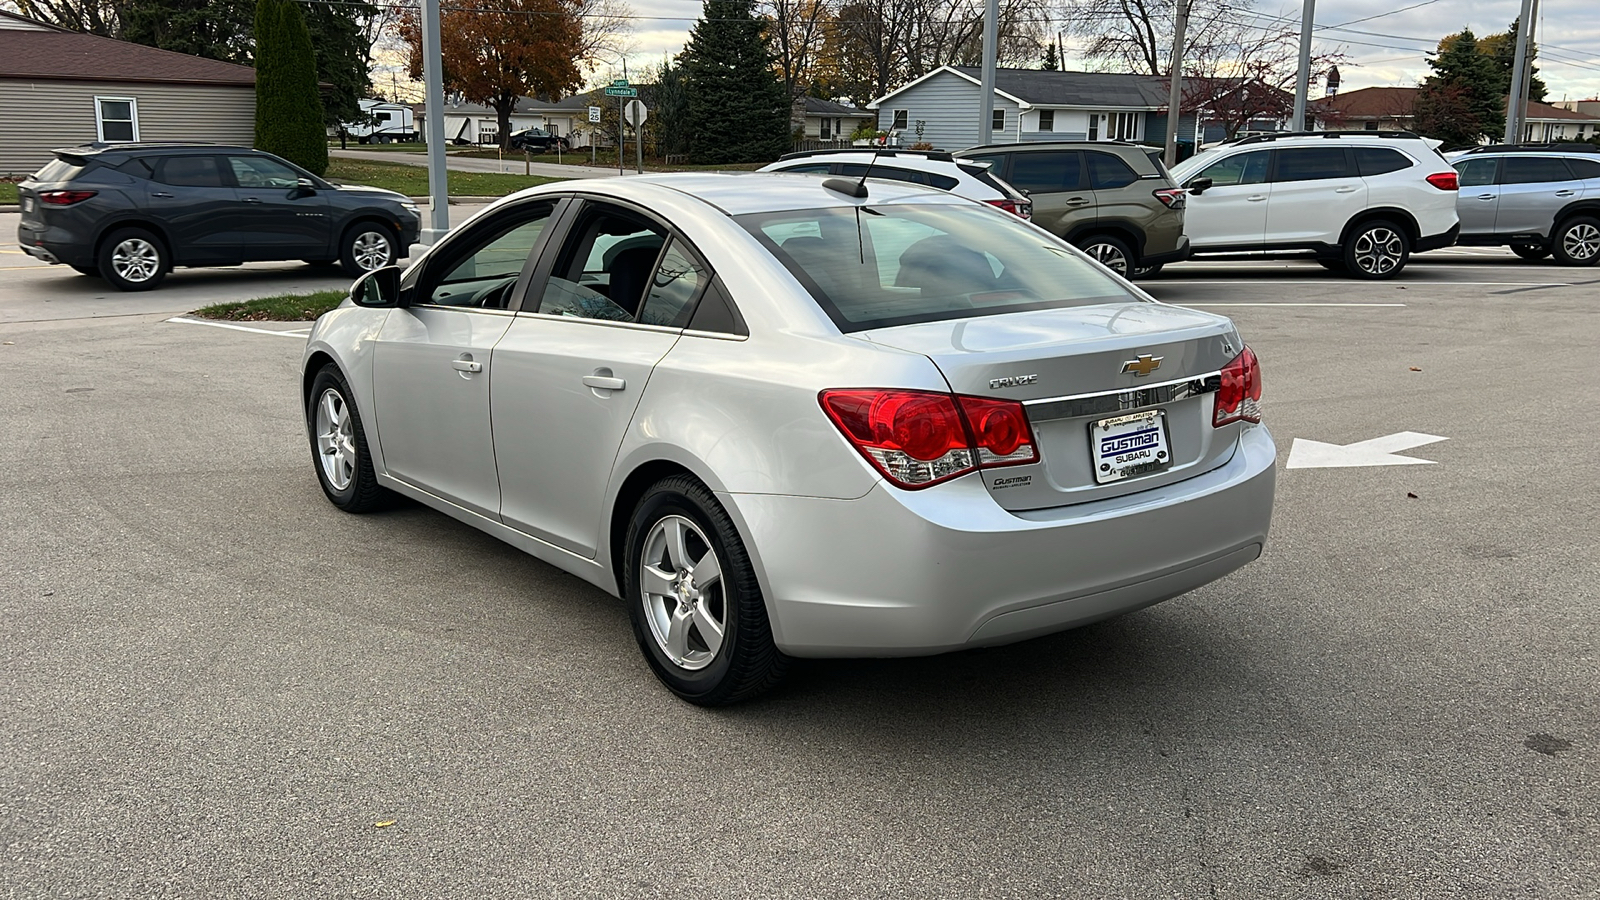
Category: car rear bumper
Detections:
[
  {"x1": 16, "y1": 223, "x2": 89, "y2": 267},
  {"x1": 725, "y1": 423, "x2": 1276, "y2": 657},
  {"x1": 1141, "y1": 236, "x2": 1192, "y2": 267},
  {"x1": 1414, "y1": 224, "x2": 1460, "y2": 253}
]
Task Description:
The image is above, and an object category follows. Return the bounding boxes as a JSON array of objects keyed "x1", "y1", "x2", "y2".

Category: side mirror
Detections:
[
  {"x1": 295, "y1": 177, "x2": 317, "y2": 196},
  {"x1": 1188, "y1": 176, "x2": 1214, "y2": 196},
  {"x1": 350, "y1": 265, "x2": 400, "y2": 308}
]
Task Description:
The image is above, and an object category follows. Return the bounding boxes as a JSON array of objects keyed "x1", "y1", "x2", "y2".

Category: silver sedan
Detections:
[{"x1": 302, "y1": 173, "x2": 1276, "y2": 705}]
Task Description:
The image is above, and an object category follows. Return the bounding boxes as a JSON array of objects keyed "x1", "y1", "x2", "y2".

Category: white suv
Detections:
[
  {"x1": 1169, "y1": 132, "x2": 1461, "y2": 279},
  {"x1": 760, "y1": 150, "x2": 1032, "y2": 219}
]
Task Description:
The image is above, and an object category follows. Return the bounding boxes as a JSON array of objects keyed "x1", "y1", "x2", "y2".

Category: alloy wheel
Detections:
[
  {"x1": 352, "y1": 231, "x2": 393, "y2": 271},
  {"x1": 110, "y1": 238, "x2": 161, "y2": 283},
  {"x1": 314, "y1": 388, "x2": 357, "y2": 491},
  {"x1": 639, "y1": 515, "x2": 726, "y2": 671},
  {"x1": 1352, "y1": 227, "x2": 1404, "y2": 275},
  {"x1": 1084, "y1": 242, "x2": 1128, "y2": 275},
  {"x1": 1562, "y1": 223, "x2": 1600, "y2": 261}
]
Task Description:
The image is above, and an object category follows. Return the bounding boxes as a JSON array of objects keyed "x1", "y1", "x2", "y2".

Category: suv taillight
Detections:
[
  {"x1": 985, "y1": 198, "x2": 1032, "y2": 219},
  {"x1": 1425, "y1": 172, "x2": 1459, "y2": 191},
  {"x1": 820, "y1": 389, "x2": 1038, "y2": 489},
  {"x1": 1213, "y1": 347, "x2": 1262, "y2": 427},
  {"x1": 1153, "y1": 187, "x2": 1187, "y2": 209},
  {"x1": 39, "y1": 190, "x2": 98, "y2": 206}
]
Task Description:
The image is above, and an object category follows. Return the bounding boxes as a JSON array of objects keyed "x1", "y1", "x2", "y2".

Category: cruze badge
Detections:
[
  {"x1": 1121, "y1": 354, "x2": 1163, "y2": 377},
  {"x1": 989, "y1": 374, "x2": 1038, "y2": 389}
]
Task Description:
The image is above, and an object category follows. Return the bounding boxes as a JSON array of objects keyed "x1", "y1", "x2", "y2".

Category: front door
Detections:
[
  {"x1": 1453, "y1": 156, "x2": 1501, "y2": 236},
  {"x1": 492, "y1": 201, "x2": 701, "y2": 557},
  {"x1": 1181, "y1": 149, "x2": 1271, "y2": 249},
  {"x1": 370, "y1": 199, "x2": 559, "y2": 516},
  {"x1": 225, "y1": 154, "x2": 332, "y2": 260},
  {"x1": 147, "y1": 154, "x2": 241, "y2": 264}
]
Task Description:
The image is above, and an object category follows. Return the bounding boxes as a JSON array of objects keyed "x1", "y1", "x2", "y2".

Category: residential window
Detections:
[
  {"x1": 892, "y1": 109, "x2": 908, "y2": 130},
  {"x1": 992, "y1": 109, "x2": 1005, "y2": 131},
  {"x1": 1039, "y1": 110, "x2": 1054, "y2": 132},
  {"x1": 1106, "y1": 112, "x2": 1139, "y2": 141},
  {"x1": 821, "y1": 119, "x2": 831, "y2": 139},
  {"x1": 95, "y1": 97, "x2": 138, "y2": 142},
  {"x1": 1364, "y1": 121, "x2": 1379, "y2": 131}
]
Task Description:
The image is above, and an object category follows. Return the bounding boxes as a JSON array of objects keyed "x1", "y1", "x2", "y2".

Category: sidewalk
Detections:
[{"x1": 331, "y1": 148, "x2": 621, "y2": 179}]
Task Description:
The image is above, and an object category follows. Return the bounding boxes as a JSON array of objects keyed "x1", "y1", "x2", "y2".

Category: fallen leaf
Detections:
[
  {"x1": 2, "y1": 341, "x2": 13, "y2": 345},
  {"x1": 373, "y1": 820, "x2": 396, "y2": 828},
  {"x1": 1409, "y1": 366, "x2": 1422, "y2": 372},
  {"x1": 1407, "y1": 492, "x2": 1419, "y2": 499}
]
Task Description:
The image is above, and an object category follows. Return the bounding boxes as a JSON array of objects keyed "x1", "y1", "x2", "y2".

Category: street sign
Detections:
[
  {"x1": 588, "y1": 105, "x2": 601, "y2": 123},
  {"x1": 603, "y1": 86, "x2": 638, "y2": 97},
  {"x1": 624, "y1": 99, "x2": 648, "y2": 127},
  {"x1": 611, "y1": 77, "x2": 629, "y2": 87}
]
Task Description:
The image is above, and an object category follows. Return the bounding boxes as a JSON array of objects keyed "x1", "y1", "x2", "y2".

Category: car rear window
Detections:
[
  {"x1": 737, "y1": 204, "x2": 1133, "y2": 332},
  {"x1": 1354, "y1": 147, "x2": 1414, "y2": 176},
  {"x1": 1501, "y1": 156, "x2": 1575, "y2": 184},
  {"x1": 33, "y1": 157, "x2": 86, "y2": 183},
  {"x1": 835, "y1": 163, "x2": 958, "y2": 191},
  {"x1": 1566, "y1": 157, "x2": 1600, "y2": 179},
  {"x1": 1086, "y1": 151, "x2": 1139, "y2": 189}
]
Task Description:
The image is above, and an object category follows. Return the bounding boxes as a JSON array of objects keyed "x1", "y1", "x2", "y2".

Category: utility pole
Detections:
[
  {"x1": 1164, "y1": 0, "x2": 1190, "y2": 166},
  {"x1": 978, "y1": 0, "x2": 998, "y2": 147},
  {"x1": 419, "y1": 0, "x2": 449, "y2": 243},
  {"x1": 1291, "y1": 0, "x2": 1315, "y2": 132},
  {"x1": 1504, "y1": 0, "x2": 1537, "y2": 144}
]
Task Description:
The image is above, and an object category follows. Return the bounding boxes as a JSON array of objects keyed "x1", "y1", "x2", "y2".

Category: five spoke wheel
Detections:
[
  {"x1": 639, "y1": 515, "x2": 726, "y2": 671},
  {"x1": 314, "y1": 388, "x2": 357, "y2": 492}
]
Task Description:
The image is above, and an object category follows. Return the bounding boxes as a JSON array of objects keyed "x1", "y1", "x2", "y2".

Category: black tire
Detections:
[
  {"x1": 97, "y1": 227, "x2": 167, "y2": 291},
  {"x1": 1316, "y1": 258, "x2": 1347, "y2": 272},
  {"x1": 306, "y1": 364, "x2": 390, "y2": 513},
  {"x1": 624, "y1": 475, "x2": 788, "y2": 706},
  {"x1": 1130, "y1": 263, "x2": 1163, "y2": 279},
  {"x1": 1075, "y1": 234, "x2": 1134, "y2": 278},
  {"x1": 302, "y1": 258, "x2": 339, "y2": 267},
  {"x1": 1342, "y1": 219, "x2": 1410, "y2": 279},
  {"x1": 1510, "y1": 243, "x2": 1550, "y2": 261},
  {"x1": 339, "y1": 221, "x2": 399, "y2": 277},
  {"x1": 1551, "y1": 216, "x2": 1600, "y2": 266},
  {"x1": 69, "y1": 264, "x2": 100, "y2": 278}
]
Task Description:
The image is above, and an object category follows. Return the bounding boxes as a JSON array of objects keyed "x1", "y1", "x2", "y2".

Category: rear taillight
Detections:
[
  {"x1": 985, "y1": 198, "x2": 1032, "y2": 219},
  {"x1": 1213, "y1": 346, "x2": 1262, "y2": 427},
  {"x1": 39, "y1": 190, "x2": 98, "y2": 205},
  {"x1": 820, "y1": 389, "x2": 1037, "y2": 489},
  {"x1": 1153, "y1": 187, "x2": 1187, "y2": 209},
  {"x1": 1425, "y1": 171, "x2": 1458, "y2": 191}
]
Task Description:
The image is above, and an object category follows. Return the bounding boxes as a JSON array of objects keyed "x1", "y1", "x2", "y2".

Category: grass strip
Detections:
[
  {"x1": 193, "y1": 289, "x2": 348, "y2": 321},
  {"x1": 324, "y1": 157, "x2": 565, "y2": 198},
  {"x1": 0, "y1": 182, "x2": 18, "y2": 204}
]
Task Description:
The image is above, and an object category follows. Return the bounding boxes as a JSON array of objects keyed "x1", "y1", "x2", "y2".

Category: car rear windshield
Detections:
[
  {"x1": 34, "y1": 156, "x2": 87, "y2": 183},
  {"x1": 737, "y1": 204, "x2": 1135, "y2": 332}
]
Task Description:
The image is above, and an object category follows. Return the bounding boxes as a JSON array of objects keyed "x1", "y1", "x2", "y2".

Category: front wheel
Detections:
[
  {"x1": 1510, "y1": 243, "x2": 1549, "y2": 261},
  {"x1": 98, "y1": 227, "x2": 167, "y2": 291},
  {"x1": 306, "y1": 365, "x2": 390, "y2": 512},
  {"x1": 1343, "y1": 220, "x2": 1410, "y2": 279},
  {"x1": 624, "y1": 476, "x2": 788, "y2": 706},
  {"x1": 1076, "y1": 235, "x2": 1133, "y2": 278},
  {"x1": 339, "y1": 222, "x2": 399, "y2": 277},
  {"x1": 1552, "y1": 217, "x2": 1600, "y2": 266}
]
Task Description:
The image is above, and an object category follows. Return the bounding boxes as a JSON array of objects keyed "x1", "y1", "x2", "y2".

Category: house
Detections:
[
  {"x1": 1318, "y1": 86, "x2": 1600, "y2": 142},
  {"x1": 0, "y1": 9, "x2": 256, "y2": 176},
  {"x1": 1519, "y1": 100, "x2": 1600, "y2": 142},
  {"x1": 415, "y1": 94, "x2": 600, "y2": 148},
  {"x1": 866, "y1": 66, "x2": 1289, "y2": 154},
  {"x1": 798, "y1": 96, "x2": 875, "y2": 143}
]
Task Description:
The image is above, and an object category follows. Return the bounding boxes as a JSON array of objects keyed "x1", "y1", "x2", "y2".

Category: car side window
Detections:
[
  {"x1": 1272, "y1": 147, "x2": 1353, "y2": 182},
  {"x1": 228, "y1": 155, "x2": 300, "y2": 188},
  {"x1": 637, "y1": 240, "x2": 710, "y2": 327},
  {"x1": 155, "y1": 156, "x2": 226, "y2": 187},
  {"x1": 539, "y1": 204, "x2": 667, "y2": 322},
  {"x1": 116, "y1": 157, "x2": 156, "y2": 180},
  {"x1": 1086, "y1": 152, "x2": 1139, "y2": 189},
  {"x1": 779, "y1": 163, "x2": 832, "y2": 174},
  {"x1": 1455, "y1": 157, "x2": 1498, "y2": 187},
  {"x1": 1193, "y1": 151, "x2": 1268, "y2": 187},
  {"x1": 1566, "y1": 157, "x2": 1600, "y2": 179},
  {"x1": 1354, "y1": 147, "x2": 1413, "y2": 177},
  {"x1": 835, "y1": 163, "x2": 957, "y2": 191},
  {"x1": 422, "y1": 201, "x2": 555, "y2": 309},
  {"x1": 1007, "y1": 151, "x2": 1083, "y2": 193},
  {"x1": 1500, "y1": 157, "x2": 1576, "y2": 184}
]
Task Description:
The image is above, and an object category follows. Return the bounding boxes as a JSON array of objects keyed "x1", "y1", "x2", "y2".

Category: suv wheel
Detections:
[
  {"x1": 1077, "y1": 235, "x2": 1133, "y2": 277},
  {"x1": 1552, "y1": 217, "x2": 1600, "y2": 266},
  {"x1": 1343, "y1": 220, "x2": 1409, "y2": 280},
  {"x1": 340, "y1": 223, "x2": 399, "y2": 277},
  {"x1": 1510, "y1": 243, "x2": 1549, "y2": 261},
  {"x1": 98, "y1": 227, "x2": 168, "y2": 291}
]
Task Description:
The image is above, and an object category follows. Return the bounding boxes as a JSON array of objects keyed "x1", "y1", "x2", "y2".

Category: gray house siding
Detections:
[
  {"x1": 876, "y1": 71, "x2": 1020, "y2": 151},
  {"x1": 0, "y1": 79, "x2": 254, "y2": 175}
]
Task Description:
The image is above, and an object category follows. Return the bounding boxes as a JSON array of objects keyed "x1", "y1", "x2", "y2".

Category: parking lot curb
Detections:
[
  {"x1": 0, "y1": 204, "x2": 18, "y2": 213},
  {"x1": 409, "y1": 196, "x2": 500, "y2": 205}
]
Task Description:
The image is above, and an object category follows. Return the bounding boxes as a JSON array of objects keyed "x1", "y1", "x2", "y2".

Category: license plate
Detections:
[
  {"x1": 1091, "y1": 409, "x2": 1171, "y2": 484},
  {"x1": 21, "y1": 197, "x2": 34, "y2": 212}
]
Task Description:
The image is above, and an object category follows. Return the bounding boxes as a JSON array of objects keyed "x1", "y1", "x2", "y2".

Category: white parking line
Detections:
[
  {"x1": 1178, "y1": 302, "x2": 1406, "y2": 307},
  {"x1": 165, "y1": 316, "x2": 308, "y2": 338},
  {"x1": 1152, "y1": 280, "x2": 1570, "y2": 286}
]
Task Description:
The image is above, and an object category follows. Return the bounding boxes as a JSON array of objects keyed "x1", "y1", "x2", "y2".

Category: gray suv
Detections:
[
  {"x1": 956, "y1": 141, "x2": 1190, "y2": 277},
  {"x1": 1451, "y1": 144, "x2": 1600, "y2": 265}
]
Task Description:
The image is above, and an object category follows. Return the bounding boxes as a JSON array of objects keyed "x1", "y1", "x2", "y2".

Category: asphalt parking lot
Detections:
[{"x1": 2, "y1": 243, "x2": 1595, "y2": 897}]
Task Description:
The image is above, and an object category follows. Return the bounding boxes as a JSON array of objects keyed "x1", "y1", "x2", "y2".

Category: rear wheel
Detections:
[
  {"x1": 1552, "y1": 217, "x2": 1600, "y2": 266},
  {"x1": 624, "y1": 475, "x2": 788, "y2": 706},
  {"x1": 1076, "y1": 235, "x2": 1133, "y2": 278},
  {"x1": 98, "y1": 227, "x2": 167, "y2": 291},
  {"x1": 1343, "y1": 220, "x2": 1409, "y2": 279},
  {"x1": 1510, "y1": 243, "x2": 1550, "y2": 261}
]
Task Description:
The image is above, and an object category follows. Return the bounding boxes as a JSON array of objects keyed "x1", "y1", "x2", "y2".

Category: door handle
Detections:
[
  {"x1": 1556, "y1": 189, "x2": 1576, "y2": 197},
  {"x1": 1477, "y1": 194, "x2": 1496, "y2": 200},
  {"x1": 1247, "y1": 195, "x2": 1267, "y2": 202},
  {"x1": 242, "y1": 196, "x2": 262, "y2": 203},
  {"x1": 582, "y1": 375, "x2": 625, "y2": 391},
  {"x1": 1065, "y1": 197, "x2": 1091, "y2": 206},
  {"x1": 151, "y1": 191, "x2": 173, "y2": 198},
  {"x1": 452, "y1": 359, "x2": 482, "y2": 373},
  {"x1": 1335, "y1": 186, "x2": 1358, "y2": 193}
]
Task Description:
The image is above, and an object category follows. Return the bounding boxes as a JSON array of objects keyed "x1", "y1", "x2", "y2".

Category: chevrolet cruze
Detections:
[{"x1": 303, "y1": 173, "x2": 1276, "y2": 705}]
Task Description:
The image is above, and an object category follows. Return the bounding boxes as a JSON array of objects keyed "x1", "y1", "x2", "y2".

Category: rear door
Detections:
[
  {"x1": 1265, "y1": 146, "x2": 1365, "y2": 246},
  {"x1": 1453, "y1": 156, "x2": 1501, "y2": 235},
  {"x1": 1495, "y1": 156, "x2": 1581, "y2": 235},
  {"x1": 999, "y1": 150, "x2": 1094, "y2": 239},
  {"x1": 148, "y1": 155, "x2": 241, "y2": 264},
  {"x1": 225, "y1": 154, "x2": 331, "y2": 260},
  {"x1": 1181, "y1": 149, "x2": 1270, "y2": 249}
]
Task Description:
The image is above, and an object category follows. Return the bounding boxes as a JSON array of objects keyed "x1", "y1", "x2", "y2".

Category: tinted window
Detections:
[
  {"x1": 1273, "y1": 148, "x2": 1353, "y2": 182},
  {"x1": 779, "y1": 163, "x2": 832, "y2": 174},
  {"x1": 33, "y1": 157, "x2": 86, "y2": 183},
  {"x1": 1354, "y1": 147, "x2": 1413, "y2": 176},
  {"x1": 1455, "y1": 157, "x2": 1498, "y2": 187},
  {"x1": 637, "y1": 240, "x2": 709, "y2": 327},
  {"x1": 228, "y1": 155, "x2": 300, "y2": 188},
  {"x1": 424, "y1": 202, "x2": 555, "y2": 308},
  {"x1": 116, "y1": 158, "x2": 156, "y2": 180},
  {"x1": 157, "y1": 156, "x2": 225, "y2": 187},
  {"x1": 1501, "y1": 156, "x2": 1575, "y2": 184},
  {"x1": 739, "y1": 204, "x2": 1131, "y2": 332},
  {"x1": 1566, "y1": 157, "x2": 1600, "y2": 179},
  {"x1": 1007, "y1": 151, "x2": 1083, "y2": 193},
  {"x1": 540, "y1": 205, "x2": 667, "y2": 321},
  {"x1": 1194, "y1": 150, "x2": 1268, "y2": 186},
  {"x1": 836, "y1": 163, "x2": 958, "y2": 191},
  {"x1": 1086, "y1": 152, "x2": 1139, "y2": 189}
]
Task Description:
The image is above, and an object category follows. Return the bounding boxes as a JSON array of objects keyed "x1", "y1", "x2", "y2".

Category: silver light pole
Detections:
[
  {"x1": 1291, "y1": 0, "x2": 1315, "y2": 131},
  {"x1": 978, "y1": 0, "x2": 998, "y2": 147},
  {"x1": 1504, "y1": 0, "x2": 1536, "y2": 144},
  {"x1": 419, "y1": 0, "x2": 449, "y2": 242},
  {"x1": 1165, "y1": 0, "x2": 1190, "y2": 166}
]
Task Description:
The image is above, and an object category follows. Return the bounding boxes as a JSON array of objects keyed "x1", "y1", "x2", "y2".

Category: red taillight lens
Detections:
[
  {"x1": 1425, "y1": 171, "x2": 1458, "y2": 191},
  {"x1": 985, "y1": 198, "x2": 1033, "y2": 219},
  {"x1": 1153, "y1": 187, "x2": 1187, "y2": 209},
  {"x1": 39, "y1": 190, "x2": 98, "y2": 205},
  {"x1": 1213, "y1": 346, "x2": 1263, "y2": 427},
  {"x1": 819, "y1": 389, "x2": 1038, "y2": 489}
]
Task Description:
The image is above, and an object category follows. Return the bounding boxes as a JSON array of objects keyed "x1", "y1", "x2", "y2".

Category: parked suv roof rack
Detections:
[
  {"x1": 1221, "y1": 130, "x2": 1423, "y2": 147},
  {"x1": 1459, "y1": 142, "x2": 1600, "y2": 154},
  {"x1": 777, "y1": 148, "x2": 955, "y2": 163},
  {"x1": 963, "y1": 140, "x2": 1139, "y2": 152}
]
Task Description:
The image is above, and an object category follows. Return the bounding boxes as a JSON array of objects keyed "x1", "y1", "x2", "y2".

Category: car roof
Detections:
[
  {"x1": 767, "y1": 152, "x2": 974, "y2": 175},
  {"x1": 55, "y1": 143, "x2": 260, "y2": 159},
  {"x1": 957, "y1": 141, "x2": 1145, "y2": 154},
  {"x1": 523, "y1": 171, "x2": 964, "y2": 217}
]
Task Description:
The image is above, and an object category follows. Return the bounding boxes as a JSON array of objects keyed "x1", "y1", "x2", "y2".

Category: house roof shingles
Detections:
[
  {"x1": 1319, "y1": 85, "x2": 1600, "y2": 123},
  {"x1": 803, "y1": 96, "x2": 868, "y2": 117},
  {"x1": 950, "y1": 66, "x2": 1170, "y2": 108},
  {"x1": 0, "y1": 25, "x2": 255, "y2": 86}
]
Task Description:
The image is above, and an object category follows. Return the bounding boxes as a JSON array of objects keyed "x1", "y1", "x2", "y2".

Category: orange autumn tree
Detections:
[{"x1": 399, "y1": 0, "x2": 583, "y2": 150}]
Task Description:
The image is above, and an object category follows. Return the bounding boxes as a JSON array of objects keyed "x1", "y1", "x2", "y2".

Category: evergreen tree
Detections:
[
  {"x1": 1415, "y1": 28, "x2": 1503, "y2": 146},
  {"x1": 1481, "y1": 18, "x2": 1547, "y2": 103},
  {"x1": 680, "y1": 0, "x2": 791, "y2": 164},
  {"x1": 121, "y1": 0, "x2": 255, "y2": 63},
  {"x1": 254, "y1": 0, "x2": 328, "y2": 175},
  {"x1": 299, "y1": 0, "x2": 377, "y2": 132},
  {"x1": 653, "y1": 55, "x2": 692, "y2": 159},
  {"x1": 1041, "y1": 42, "x2": 1059, "y2": 71}
]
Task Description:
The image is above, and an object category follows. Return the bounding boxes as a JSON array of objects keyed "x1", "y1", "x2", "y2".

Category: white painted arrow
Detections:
[{"x1": 1286, "y1": 432, "x2": 1449, "y2": 469}]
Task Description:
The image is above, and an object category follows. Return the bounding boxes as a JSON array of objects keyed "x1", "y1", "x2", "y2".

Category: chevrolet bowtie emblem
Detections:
[{"x1": 1121, "y1": 354, "x2": 1163, "y2": 377}]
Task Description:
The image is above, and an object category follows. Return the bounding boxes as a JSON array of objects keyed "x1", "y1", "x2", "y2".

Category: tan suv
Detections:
[{"x1": 956, "y1": 142, "x2": 1190, "y2": 277}]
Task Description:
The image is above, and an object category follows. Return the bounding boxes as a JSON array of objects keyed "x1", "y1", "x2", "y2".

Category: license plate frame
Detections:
[
  {"x1": 21, "y1": 197, "x2": 34, "y2": 213},
  {"x1": 1090, "y1": 409, "x2": 1172, "y2": 484}
]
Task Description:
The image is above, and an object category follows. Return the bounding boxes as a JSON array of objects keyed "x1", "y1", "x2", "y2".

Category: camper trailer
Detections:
[{"x1": 342, "y1": 99, "x2": 417, "y2": 144}]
